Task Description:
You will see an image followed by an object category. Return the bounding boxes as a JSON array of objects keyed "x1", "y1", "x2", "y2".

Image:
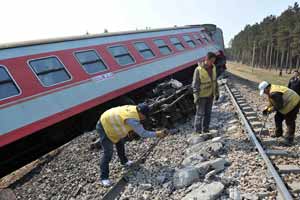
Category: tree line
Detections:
[{"x1": 227, "y1": 2, "x2": 300, "y2": 74}]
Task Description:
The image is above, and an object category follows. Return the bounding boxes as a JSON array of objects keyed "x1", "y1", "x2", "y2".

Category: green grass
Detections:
[{"x1": 227, "y1": 61, "x2": 291, "y2": 86}]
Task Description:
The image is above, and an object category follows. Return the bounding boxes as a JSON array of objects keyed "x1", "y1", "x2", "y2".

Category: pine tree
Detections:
[{"x1": 228, "y1": 2, "x2": 300, "y2": 75}]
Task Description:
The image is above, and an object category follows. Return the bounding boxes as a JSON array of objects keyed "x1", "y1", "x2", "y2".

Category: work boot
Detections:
[
  {"x1": 282, "y1": 137, "x2": 294, "y2": 146},
  {"x1": 90, "y1": 138, "x2": 102, "y2": 150},
  {"x1": 101, "y1": 179, "x2": 112, "y2": 187},
  {"x1": 124, "y1": 160, "x2": 134, "y2": 167},
  {"x1": 271, "y1": 128, "x2": 283, "y2": 138},
  {"x1": 203, "y1": 129, "x2": 209, "y2": 133}
]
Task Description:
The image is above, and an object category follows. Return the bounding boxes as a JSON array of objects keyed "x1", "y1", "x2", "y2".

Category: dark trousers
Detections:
[
  {"x1": 96, "y1": 123, "x2": 128, "y2": 180},
  {"x1": 194, "y1": 97, "x2": 213, "y2": 132},
  {"x1": 274, "y1": 104, "x2": 300, "y2": 139}
]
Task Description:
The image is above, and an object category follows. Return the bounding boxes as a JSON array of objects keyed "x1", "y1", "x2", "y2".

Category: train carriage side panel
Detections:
[{"x1": 0, "y1": 26, "x2": 223, "y2": 148}]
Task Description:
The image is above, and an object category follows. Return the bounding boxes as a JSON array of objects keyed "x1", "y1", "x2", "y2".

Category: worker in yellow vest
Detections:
[
  {"x1": 192, "y1": 52, "x2": 219, "y2": 134},
  {"x1": 259, "y1": 81, "x2": 300, "y2": 145},
  {"x1": 96, "y1": 103, "x2": 167, "y2": 186}
]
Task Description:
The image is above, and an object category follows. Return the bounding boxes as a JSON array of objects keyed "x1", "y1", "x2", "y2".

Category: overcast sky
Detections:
[{"x1": 1, "y1": 0, "x2": 299, "y2": 47}]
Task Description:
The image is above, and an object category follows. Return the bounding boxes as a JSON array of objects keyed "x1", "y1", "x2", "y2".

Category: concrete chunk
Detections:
[
  {"x1": 182, "y1": 154, "x2": 205, "y2": 166},
  {"x1": 173, "y1": 166, "x2": 200, "y2": 189},
  {"x1": 187, "y1": 135, "x2": 206, "y2": 145},
  {"x1": 212, "y1": 137, "x2": 222, "y2": 142},
  {"x1": 182, "y1": 182, "x2": 224, "y2": 200},
  {"x1": 209, "y1": 158, "x2": 226, "y2": 172},
  {"x1": 278, "y1": 165, "x2": 300, "y2": 174},
  {"x1": 185, "y1": 141, "x2": 223, "y2": 158},
  {"x1": 194, "y1": 158, "x2": 226, "y2": 176}
]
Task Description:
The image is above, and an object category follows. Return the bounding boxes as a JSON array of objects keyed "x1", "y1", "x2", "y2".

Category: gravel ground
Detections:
[{"x1": 5, "y1": 76, "x2": 295, "y2": 199}]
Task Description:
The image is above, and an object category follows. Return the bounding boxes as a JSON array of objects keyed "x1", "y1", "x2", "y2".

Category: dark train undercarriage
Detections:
[{"x1": 0, "y1": 65, "x2": 197, "y2": 178}]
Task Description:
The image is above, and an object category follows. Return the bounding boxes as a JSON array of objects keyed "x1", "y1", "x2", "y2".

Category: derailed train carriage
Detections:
[{"x1": 0, "y1": 24, "x2": 224, "y2": 177}]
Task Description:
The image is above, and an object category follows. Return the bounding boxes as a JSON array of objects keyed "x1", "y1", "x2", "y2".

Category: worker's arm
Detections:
[
  {"x1": 125, "y1": 119, "x2": 156, "y2": 138},
  {"x1": 288, "y1": 79, "x2": 292, "y2": 88},
  {"x1": 270, "y1": 92, "x2": 284, "y2": 110},
  {"x1": 192, "y1": 68, "x2": 200, "y2": 103}
]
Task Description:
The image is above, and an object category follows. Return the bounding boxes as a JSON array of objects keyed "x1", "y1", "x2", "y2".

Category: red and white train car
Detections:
[{"x1": 0, "y1": 24, "x2": 224, "y2": 176}]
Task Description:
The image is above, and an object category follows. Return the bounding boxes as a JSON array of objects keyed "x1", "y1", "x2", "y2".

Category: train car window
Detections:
[
  {"x1": 193, "y1": 34, "x2": 203, "y2": 44},
  {"x1": 153, "y1": 39, "x2": 172, "y2": 55},
  {"x1": 134, "y1": 42, "x2": 155, "y2": 60},
  {"x1": 200, "y1": 32, "x2": 210, "y2": 43},
  {"x1": 183, "y1": 35, "x2": 196, "y2": 48},
  {"x1": 29, "y1": 57, "x2": 71, "y2": 87},
  {"x1": 108, "y1": 45, "x2": 135, "y2": 66},
  {"x1": 74, "y1": 50, "x2": 108, "y2": 74},
  {"x1": 170, "y1": 37, "x2": 185, "y2": 51},
  {"x1": 203, "y1": 32, "x2": 212, "y2": 42},
  {"x1": 0, "y1": 66, "x2": 20, "y2": 100}
]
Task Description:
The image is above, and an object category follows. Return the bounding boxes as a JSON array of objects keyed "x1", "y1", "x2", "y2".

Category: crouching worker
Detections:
[
  {"x1": 259, "y1": 81, "x2": 300, "y2": 145},
  {"x1": 96, "y1": 103, "x2": 168, "y2": 186}
]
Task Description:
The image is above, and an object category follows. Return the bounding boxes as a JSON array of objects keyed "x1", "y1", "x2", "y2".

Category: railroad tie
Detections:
[
  {"x1": 277, "y1": 165, "x2": 300, "y2": 174},
  {"x1": 266, "y1": 150, "x2": 298, "y2": 158}
]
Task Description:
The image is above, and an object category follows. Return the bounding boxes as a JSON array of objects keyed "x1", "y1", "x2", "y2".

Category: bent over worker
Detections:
[
  {"x1": 192, "y1": 52, "x2": 219, "y2": 134},
  {"x1": 259, "y1": 81, "x2": 300, "y2": 145},
  {"x1": 96, "y1": 103, "x2": 167, "y2": 186}
]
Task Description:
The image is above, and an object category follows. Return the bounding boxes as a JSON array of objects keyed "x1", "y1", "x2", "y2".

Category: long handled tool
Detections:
[{"x1": 258, "y1": 113, "x2": 269, "y2": 139}]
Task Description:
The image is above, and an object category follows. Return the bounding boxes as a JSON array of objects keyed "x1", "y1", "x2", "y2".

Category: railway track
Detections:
[{"x1": 225, "y1": 81, "x2": 300, "y2": 200}]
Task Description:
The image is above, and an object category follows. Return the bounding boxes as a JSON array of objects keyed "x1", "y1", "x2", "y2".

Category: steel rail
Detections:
[{"x1": 225, "y1": 83, "x2": 293, "y2": 200}]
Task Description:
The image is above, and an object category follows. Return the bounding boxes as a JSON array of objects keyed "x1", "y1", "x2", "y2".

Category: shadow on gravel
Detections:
[
  {"x1": 223, "y1": 137, "x2": 256, "y2": 154},
  {"x1": 9, "y1": 151, "x2": 61, "y2": 189},
  {"x1": 227, "y1": 72, "x2": 259, "y2": 89}
]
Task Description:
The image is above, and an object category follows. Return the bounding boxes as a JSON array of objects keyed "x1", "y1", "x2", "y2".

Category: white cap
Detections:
[{"x1": 258, "y1": 81, "x2": 270, "y2": 96}]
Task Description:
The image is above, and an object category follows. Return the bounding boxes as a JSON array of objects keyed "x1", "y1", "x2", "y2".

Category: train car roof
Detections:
[{"x1": 0, "y1": 24, "x2": 210, "y2": 50}]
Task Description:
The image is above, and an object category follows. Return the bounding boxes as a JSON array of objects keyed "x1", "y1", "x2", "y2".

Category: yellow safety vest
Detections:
[
  {"x1": 268, "y1": 85, "x2": 300, "y2": 114},
  {"x1": 100, "y1": 105, "x2": 140, "y2": 143},
  {"x1": 197, "y1": 64, "x2": 217, "y2": 97}
]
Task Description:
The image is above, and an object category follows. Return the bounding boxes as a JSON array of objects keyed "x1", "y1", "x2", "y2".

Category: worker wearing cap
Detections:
[
  {"x1": 96, "y1": 103, "x2": 167, "y2": 186},
  {"x1": 259, "y1": 81, "x2": 300, "y2": 145},
  {"x1": 192, "y1": 52, "x2": 219, "y2": 134},
  {"x1": 288, "y1": 70, "x2": 300, "y2": 95}
]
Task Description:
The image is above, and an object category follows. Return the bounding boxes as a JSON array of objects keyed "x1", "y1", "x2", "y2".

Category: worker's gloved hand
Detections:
[
  {"x1": 262, "y1": 108, "x2": 269, "y2": 116},
  {"x1": 156, "y1": 130, "x2": 168, "y2": 138},
  {"x1": 127, "y1": 131, "x2": 141, "y2": 141},
  {"x1": 215, "y1": 95, "x2": 219, "y2": 101}
]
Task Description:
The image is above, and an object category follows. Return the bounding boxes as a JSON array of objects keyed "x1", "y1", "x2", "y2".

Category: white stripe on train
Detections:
[{"x1": 0, "y1": 28, "x2": 203, "y2": 60}]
